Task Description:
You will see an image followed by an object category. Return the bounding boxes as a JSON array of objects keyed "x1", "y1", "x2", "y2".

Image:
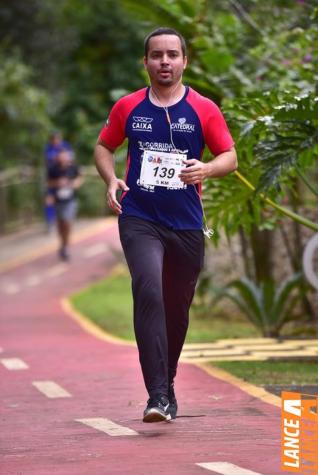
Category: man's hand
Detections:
[
  {"x1": 179, "y1": 159, "x2": 208, "y2": 185},
  {"x1": 179, "y1": 149, "x2": 237, "y2": 184},
  {"x1": 95, "y1": 143, "x2": 129, "y2": 214},
  {"x1": 107, "y1": 178, "x2": 129, "y2": 215}
]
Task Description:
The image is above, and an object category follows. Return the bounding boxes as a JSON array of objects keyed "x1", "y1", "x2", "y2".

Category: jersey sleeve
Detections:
[
  {"x1": 98, "y1": 100, "x2": 126, "y2": 150},
  {"x1": 98, "y1": 88, "x2": 147, "y2": 151},
  {"x1": 187, "y1": 89, "x2": 235, "y2": 156},
  {"x1": 204, "y1": 102, "x2": 235, "y2": 156}
]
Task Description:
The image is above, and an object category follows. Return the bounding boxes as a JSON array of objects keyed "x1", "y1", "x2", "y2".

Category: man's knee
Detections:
[{"x1": 133, "y1": 277, "x2": 163, "y2": 307}]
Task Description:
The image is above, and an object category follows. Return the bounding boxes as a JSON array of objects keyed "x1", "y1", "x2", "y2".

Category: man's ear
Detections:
[
  {"x1": 143, "y1": 56, "x2": 147, "y2": 69},
  {"x1": 183, "y1": 56, "x2": 188, "y2": 70}
]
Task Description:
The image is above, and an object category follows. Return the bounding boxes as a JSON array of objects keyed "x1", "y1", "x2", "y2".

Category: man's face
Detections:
[
  {"x1": 51, "y1": 134, "x2": 62, "y2": 146},
  {"x1": 144, "y1": 34, "x2": 187, "y2": 88},
  {"x1": 57, "y1": 150, "x2": 71, "y2": 167}
]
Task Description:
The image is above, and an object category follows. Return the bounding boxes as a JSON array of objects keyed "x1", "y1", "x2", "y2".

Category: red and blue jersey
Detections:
[{"x1": 99, "y1": 86, "x2": 234, "y2": 230}]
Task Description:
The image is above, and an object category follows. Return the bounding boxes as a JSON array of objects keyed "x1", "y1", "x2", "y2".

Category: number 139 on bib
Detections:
[{"x1": 140, "y1": 150, "x2": 187, "y2": 189}]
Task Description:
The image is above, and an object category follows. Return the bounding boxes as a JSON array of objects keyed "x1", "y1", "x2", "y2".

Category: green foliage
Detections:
[
  {"x1": 55, "y1": 0, "x2": 146, "y2": 161},
  {"x1": 0, "y1": 49, "x2": 51, "y2": 167},
  {"x1": 0, "y1": 0, "x2": 75, "y2": 91},
  {"x1": 5, "y1": 181, "x2": 43, "y2": 228},
  {"x1": 245, "y1": 6, "x2": 318, "y2": 93},
  {"x1": 0, "y1": 0, "x2": 146, "y2": 165},
  {"x1": 203, "y1": 89, "x2": 318, "y2": 240},
  {"x1": 226, "y1": 91, "x2": 318, "y2": 193},
  {"x1": 214, "y1": 273, "x2": 304, "y2": 337},
  {"x1": 77, "y1": 176, "x2": 107, "y2": 217}
]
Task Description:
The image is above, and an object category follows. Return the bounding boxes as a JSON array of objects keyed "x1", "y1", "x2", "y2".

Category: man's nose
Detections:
[{"x1": 160, "y1": 54, "x2": 170, "y2": 64}]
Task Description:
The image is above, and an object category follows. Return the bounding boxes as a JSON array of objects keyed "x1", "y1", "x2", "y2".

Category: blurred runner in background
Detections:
[
  {"x1": 47, "y1": 149, "x2": 82, "y2": 261},
  {"x1": 44, "y1": 132, "x2": 74, "y2": 232}
]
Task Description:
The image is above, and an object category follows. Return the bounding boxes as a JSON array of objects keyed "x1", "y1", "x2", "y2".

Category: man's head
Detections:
[
  {"x1": 144, "y1": 28, "x2": 187, "y2": 58},
  {"x1": 49, "y1": 131, "x2": 63, "y2": 146},
  {"x1": 144, "y1": 27, "x2": 187, "y2": 88},
  {"x1": 56, "y1": 149, "x2": 72, "y2": 167}
]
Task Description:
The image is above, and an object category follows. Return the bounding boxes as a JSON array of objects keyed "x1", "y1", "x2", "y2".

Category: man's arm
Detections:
[
  {"x1": 72, "y1": 175, "x2": 84, "y2": 190},
  {"x1": 179, "y1": 146, "x2": 237, "y2": 185},
  {"x1": 94, "y1": 142, "x2": 129, "y2": 215}
]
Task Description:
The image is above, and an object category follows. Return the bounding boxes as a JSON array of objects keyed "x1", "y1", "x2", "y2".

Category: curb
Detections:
[
  {"x1": 61, "y1": 296, "x2": 135, "y2": 348},
  {"x1": 195, "y1": 362, "x2": 281, "y2": 408}
]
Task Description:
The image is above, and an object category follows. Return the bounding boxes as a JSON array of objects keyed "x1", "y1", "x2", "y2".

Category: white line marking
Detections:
[
  {"x1": 76, "y1": 418, "x2": 138, "y2": 437},
  {"x1": 1, "y1": 282, "x2": 20, "y2": 294},
  {"x1": 45, "y1": 263, "x2": 67, "y2": 278},
  {"x1": 196, "y1": 462, "x2": 264, "y2": 475},
  {"x1": 25, "y1": 275, "x2": 41, "y2": 287},
  {"x1": 1, "y1": 358, "x2": 29, "y2": 370},
  {"x1": 83, "y1": 243, "x2": 108, "y2": 258},
  {"x1": 32, "y1": 381, "x2": 72, "y2": 398}
]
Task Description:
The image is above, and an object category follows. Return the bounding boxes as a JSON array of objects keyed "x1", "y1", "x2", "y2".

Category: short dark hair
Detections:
[{"x1": 144, "y1": 27, "x2": 187, "y2": 58}]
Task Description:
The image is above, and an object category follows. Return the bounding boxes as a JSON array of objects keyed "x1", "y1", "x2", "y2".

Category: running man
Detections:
[
  {"x1": 94, "y1": 27, "x2": 237, "y2": 422},
  {"x1": 47, "y1": 149, "x2": 82, "y2": 261},
  {"x1": 44, "y1": 132, "x2": 74, "y2": 232}
]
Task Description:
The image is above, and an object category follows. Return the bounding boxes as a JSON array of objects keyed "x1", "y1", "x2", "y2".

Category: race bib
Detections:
[
  {"x1": 140, "y1": 150, "x2": 187, "y2": 189},
  {"x1": 56, "y1": 187, "x2": 73, "y2": 200}
]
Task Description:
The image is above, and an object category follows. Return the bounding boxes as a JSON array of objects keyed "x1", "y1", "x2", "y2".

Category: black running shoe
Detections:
[
  {"x1": 168, "y1": 383, "x2": 178, "y2": 419},
  {"x1": 143, "y1": 395, "x2": 171, "y2": 423},
  {"x1": 59, "y1": 247, "x2": 70, "y2": 261}
]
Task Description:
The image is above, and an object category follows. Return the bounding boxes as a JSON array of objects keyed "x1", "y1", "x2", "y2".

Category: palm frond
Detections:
[
  {"x1": 213, "y1": 289, "x2": 263, "y2": 329},
  {"x1": 223, "y1": 277, "x2": 263, "y2": 321},
  {"x1": 273, "y1": 272, "x2": 303, "y2": 321}
]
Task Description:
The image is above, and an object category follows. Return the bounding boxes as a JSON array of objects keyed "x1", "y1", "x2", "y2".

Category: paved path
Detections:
[{"x1": 0, "y1": 219, "x2": 289, "y2": 475}]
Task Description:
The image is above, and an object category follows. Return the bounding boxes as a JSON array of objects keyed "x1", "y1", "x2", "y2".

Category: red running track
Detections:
[{"x1": 0, "y1": 220, "x2": 287, "y2": 475}]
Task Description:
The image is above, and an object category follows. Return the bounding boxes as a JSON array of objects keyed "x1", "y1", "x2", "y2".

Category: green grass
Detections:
[
  {"x1": 71, "y1": 270, "x2": 134, "y2": 340},
  {"x1": 186, "y1": 313, "x2": 259, "y2": 342},
  {"x1": 212, "y1": 361, "x2": 318, "y2": 385},
  {"x1": 70, "y1": 270, "x2": 260, "y2": 343}
]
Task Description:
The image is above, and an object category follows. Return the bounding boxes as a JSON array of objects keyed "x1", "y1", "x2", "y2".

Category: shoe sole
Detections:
[
  {"x1": 169, "y1": 410, "x2": 177, "y2": 420},
  {"x1": 143, "y1": 408, "x2": 172, "y2": 423},
  {"x1": 169, "y1": 402, "x2": 178, "y2": 420}
]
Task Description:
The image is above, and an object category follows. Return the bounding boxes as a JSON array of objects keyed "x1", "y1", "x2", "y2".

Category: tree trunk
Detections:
[
  {"x1": 238, "y1": 226, "x2": 254, "y2": 280},
  {"x1": 250, "y1": 225, "x2": 274, "y2": 284}
]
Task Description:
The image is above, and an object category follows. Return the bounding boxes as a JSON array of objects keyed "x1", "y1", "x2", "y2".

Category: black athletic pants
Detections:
[{"x1": 119, "y1": 216, "x2": 204, "y2": 399}]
